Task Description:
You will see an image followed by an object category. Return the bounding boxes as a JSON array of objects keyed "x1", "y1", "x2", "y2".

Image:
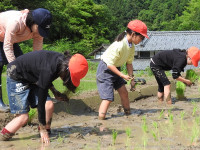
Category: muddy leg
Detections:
[
  {"x1": 45, "y1": 101, "x2": 54, "y2": 134},
  {"x1": 117, "y1": 85, "x2": 131, "y2": 115},
  {"x1": 164, "y1": 84, "x2": 172, "y2": 104},
  {"x1": 157, "y1": 92, "x2": 164, "y2": 103},
  {"x1": 98, "y1": 100, "x2": 111, "y2": 120}
]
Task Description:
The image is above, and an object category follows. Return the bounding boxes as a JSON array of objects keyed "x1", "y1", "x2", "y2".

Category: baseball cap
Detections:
[
  {"x1": 32, "y1": 8, "x2": 52, "y2": 38},
  {"x1": 127, "y1": 20, "x2": 149, "y2": 39},
  {"x1": 69, "y1": 54, "x2": 89, "y2": 87},
  {"x1": 188, "y1": 46, "x2": 200, "y2": 67}
]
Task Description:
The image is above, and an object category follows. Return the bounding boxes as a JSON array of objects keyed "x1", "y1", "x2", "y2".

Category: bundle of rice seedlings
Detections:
[
  {"x1": 185, "y1": 69, "x2": 198, "y2": 83},
  {"x1": 28, "y1": 108, "x2": 37, "y2": 125},
  {"x1": 176, "y1": 81, "x2": 186, "y2": 99}
]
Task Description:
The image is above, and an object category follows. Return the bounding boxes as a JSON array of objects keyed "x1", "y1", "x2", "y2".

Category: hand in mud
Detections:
[
  {"x1": 130, "y1": 79, "x2": 136, "y2": 92},
  {"x1": 55, "y1": 92, "x2": 69, "y2": 103},
  {"x1": 185, "y1": 79, "x2": 193, "y2": 87},
  {"x1": 40, "y1": 130, "x2": 50, "y2": 144}
]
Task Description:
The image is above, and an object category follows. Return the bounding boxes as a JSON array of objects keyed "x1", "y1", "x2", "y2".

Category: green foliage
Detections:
[
  {"x1": 0, "y1": 0, "x2": 16, "y2": 11},
  {"x1": 3, "y1": 0, "x2": 199, "y2": 56},
  {"x1": 176, "y1": 81, "x2": 186, "y2": 99},
  {"x1": 185, "y1": 69, "x2": 198, "y2": 83},
  {"x1": 145, "y1": 66, "x2": 153, "y2": 76}
]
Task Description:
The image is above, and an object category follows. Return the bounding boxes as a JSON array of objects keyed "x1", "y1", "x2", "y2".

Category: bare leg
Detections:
[
  {"x1": 5, "y1": 114, "x2": 29, "y2": 133},
  {"x1": 157, "y1": 92, "x2": 164, "y2": 103},
  {"x1": 164, "y1": 84, "x2": 172, "y2": 104},
  {"x1": 117, "y1": 85, "x2": 130, "y2": 115},
  {"x1": 45, "y1": 100, "x2": 54, "y2": 130},
  {"x1": 98, "y1": 100, "x2": 111, "y2": 120}
]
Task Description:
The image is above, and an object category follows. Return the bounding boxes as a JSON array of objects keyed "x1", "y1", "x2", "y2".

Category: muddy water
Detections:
[{"x1": 1, "y1": 82, "x2": 200, "y2": 150}]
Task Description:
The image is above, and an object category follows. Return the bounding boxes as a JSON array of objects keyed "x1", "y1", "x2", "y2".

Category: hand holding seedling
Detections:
[
  {"x1": 121, "y1": 74, "x2": 133, "y2": 81},
  {"x1": 184, "y1": 79, "x2": 193, "y2": 87},
  {"x1": 54, "y1": 92, "x2": 69, "y2": 103},
  {"x1": 50, "y1": 86, "x2": 69, "y2": 103},
  {"x1": 130, "y1": 78, "x2": 136, "y2": 91}
]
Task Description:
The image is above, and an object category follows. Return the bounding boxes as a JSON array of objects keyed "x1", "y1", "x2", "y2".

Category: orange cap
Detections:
[
  {"x1": 127, "y1": 20, "x2": 149, "y2": 39},
  {"x1": 69, "y1": 54, "x2": 88, "y2": 87},
  {"x1": 188, "y1": 46, "x2": 200, "y2": 67}
]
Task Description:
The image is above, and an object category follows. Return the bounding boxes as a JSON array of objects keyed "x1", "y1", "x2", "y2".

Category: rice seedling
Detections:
[
  {"x1": 97, "y1": 140, "x2": 101, "y2": 150},
  {"x1": 169, "y1": 113, "x2": 174, "y2": 124},
  {"x1": 125, "y1": 127, "x2": 132, "y2": 138},
  {"x1": 159, "y1": 109, "x2": 164, "y2": 119},
  {"x1": 151, "y1": 122, "x2": 159, "y2": 141},
  {"x1": 142, "y1": 116, "x2": 148, "y2": 133},
  {"x1": 112, "y1": 129, "x2": 118, "y2": 145},
  {"x1": 190, "y1": 121, "x2": 200, "y2": 145},
  {"x1": 57, "y1": 133, "x2": 64, "y2": 143},
  {"x1": 176, "y1": 81, "x2": 186, "y2": 99},
  {"x1": 192, "y1": 102, "x2": 198, "y2": 116},
  {"x1": 125, "y1": 127, "x2": 131, "y2": 147},
  {"x1": 180, "y1": 111, "x2": 185, "y2": 120},
  {"x1": 185, "y1": 69, "x2": 198, "y2": 83},
  {"x1": 180, "y1": 111, "x2": 186, "y2": 132},
  {"x1": 28, "y1": 108, "x2": 37, "y2": 125},
  {"x1": 142, "y1": 134, "x2": 148, "y2": 148}
]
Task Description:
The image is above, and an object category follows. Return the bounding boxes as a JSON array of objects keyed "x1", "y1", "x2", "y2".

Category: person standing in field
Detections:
[
  {"x1": 97, "y1": 20, "x2": 149, "y2": 120},
  {"x1": 0, "y1": 50, "x2": 88, "y2": 143},
  {"x1": 0, "y1": 8, "x2": 52, "y2": 112},
  {"x1": 150, "y1": 46, "x2": 200, "y2": 104}
]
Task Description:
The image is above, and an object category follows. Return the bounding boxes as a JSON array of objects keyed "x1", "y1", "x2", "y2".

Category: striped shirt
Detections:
[
  {"x1": 102, "y1": 37, "x2": 135, "y2": 67},
  {"x1": 0, "y1": 9, "x2": 43, "y2": 63}
]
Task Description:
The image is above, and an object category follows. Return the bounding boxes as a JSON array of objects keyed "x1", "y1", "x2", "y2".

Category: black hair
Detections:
[
  {"x1": 59, "y1": 51, "x2": 77, "y2": 93},
  {"x1": 26, "y1": 10, "x2": 35, "y2": 32},
  {"x1": 115, "y1": 28, "x2": 143, "y2": 42}
]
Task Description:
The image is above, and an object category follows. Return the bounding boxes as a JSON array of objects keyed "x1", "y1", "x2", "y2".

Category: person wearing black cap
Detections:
[{"x1": 0, "y1": 8, "x2": 52, "y2": 112}]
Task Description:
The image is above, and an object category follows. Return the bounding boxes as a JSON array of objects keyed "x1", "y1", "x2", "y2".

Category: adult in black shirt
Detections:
[
  {"x1": 0, "y1": 50, "x2": 88, "y2": 144},
  {"x1": 150, "y1": 47, "x2": 200, "y2": 104}
]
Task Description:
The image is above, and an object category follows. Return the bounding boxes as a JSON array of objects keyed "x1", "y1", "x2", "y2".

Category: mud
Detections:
[{"x1": 0, "y1": 78, "x2": 200, "y2": 150}]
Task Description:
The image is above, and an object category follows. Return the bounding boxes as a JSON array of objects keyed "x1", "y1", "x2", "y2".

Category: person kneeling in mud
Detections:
[
  {"x1": 150, "y1": 46, "x2": 200, "y2": 104},
  {"x1": 0, "y1": 50, "x2": 88, "y2": 144}
]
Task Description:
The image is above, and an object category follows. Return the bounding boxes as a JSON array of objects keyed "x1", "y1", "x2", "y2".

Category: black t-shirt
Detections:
[
  {"x1": 152, "y1": 49, "x2": 187, "y2": 79},
  {"x1": 7, "y1": 50, "x2": 65, "y2": 125}
]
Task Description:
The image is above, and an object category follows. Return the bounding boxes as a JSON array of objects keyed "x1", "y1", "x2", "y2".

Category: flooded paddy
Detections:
[{"x1": 1, "y1": 80, "x2": 200, "y2": 150}]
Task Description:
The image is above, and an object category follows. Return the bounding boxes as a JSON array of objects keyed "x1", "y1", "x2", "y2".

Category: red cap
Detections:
[
  {"x1": 188, "y1": 46, "x2": 200, "y2": 67},
  {"x1": 127, "y1": 20, "x2": 149, "y2": 39},
  {"x1": 69, "y1": 54, "x2": 88, "y2": 87}
]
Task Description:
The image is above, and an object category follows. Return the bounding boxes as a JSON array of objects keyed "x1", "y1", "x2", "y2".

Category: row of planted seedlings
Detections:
[{"x1": 86, "y1": 70, "x2": 200, "y2": 149}]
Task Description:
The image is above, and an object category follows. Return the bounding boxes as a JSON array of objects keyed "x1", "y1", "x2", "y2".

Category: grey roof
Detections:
[
  {"x1": 88, "y1": 44, "x2": 109, "y2": 56},
  {"x1": 132, "y1": 59, "x2": 198, "y2": 70},
  {"x1": 135, "y1": 31, "x2": 200, "y2": 51}
]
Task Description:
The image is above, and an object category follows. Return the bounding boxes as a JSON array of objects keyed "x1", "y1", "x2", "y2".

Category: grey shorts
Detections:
[{"x1": 96, "y1": 61, "x2": 126, "y2": 101}]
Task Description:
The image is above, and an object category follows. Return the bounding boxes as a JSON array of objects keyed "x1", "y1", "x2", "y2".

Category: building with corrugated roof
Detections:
[{"x1": 89, "y1": 31, "x2": 200, "y2": 70}]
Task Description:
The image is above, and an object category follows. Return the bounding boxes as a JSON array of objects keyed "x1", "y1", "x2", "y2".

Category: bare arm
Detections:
[
  {"x1": 50, "y1": 86, "x2": 69, "y2": 102},
  {"x1": 176, "y1": 76, "x2": 192, "y2": 86},
  {"x1": 107, "y1": 64, "x2": 132, "y2": 81}
]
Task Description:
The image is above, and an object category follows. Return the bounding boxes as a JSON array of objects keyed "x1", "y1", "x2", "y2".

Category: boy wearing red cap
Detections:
[
  {"x1": 150, "y1": 46, "x2": 200, "y2": 104},
  {"x1": 97, "y1": 20, "x2": 149, "y2": 120},
  {"x1": 0, "y1": 50, "x2": 88, "y2": 143},
  {"x1": 0, "y1": 8, "x2": 52, "y2": 112}
]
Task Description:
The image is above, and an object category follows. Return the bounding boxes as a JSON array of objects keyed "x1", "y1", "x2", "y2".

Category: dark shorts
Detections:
[
  {"x1": 7, "y1": 76, "x2": 51, "y2": 114},
  {"x1": 150, "y1": 61, "x2": 170, "y2": 92},
  {"x1": 96, "y1": 61, "x2": 126, "y2": 101},
  {"x1": 0, "y1": 42, "x2": 23, "y2": 64}
]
